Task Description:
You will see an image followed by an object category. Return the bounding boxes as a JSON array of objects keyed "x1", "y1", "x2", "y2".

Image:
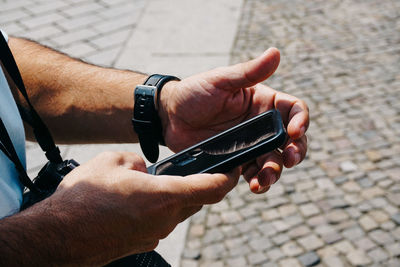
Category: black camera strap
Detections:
[
  {"x1": 0, "y1": 119, "x2": 40, "y2": 193},
  {"x1": 0, "y1": 34, "x2": 62, "y2": 193},
  {"x1": 0, "y1": 34, "x2": 62, "y2": 164}
]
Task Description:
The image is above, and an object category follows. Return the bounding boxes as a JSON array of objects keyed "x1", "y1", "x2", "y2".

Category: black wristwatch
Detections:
[{"x1": 132, "y1": 74, "x2": 180, "y2": 163}]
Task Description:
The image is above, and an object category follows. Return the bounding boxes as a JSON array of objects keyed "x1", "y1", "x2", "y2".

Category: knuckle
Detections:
[
  {"x1": 158, "y1": 226, "x2": 173, "y2": 240},
  {"x1": 213, "y1": 187, "x2": 227, "y2": 203},
  {"x1": 143, "y1": 240, "x2": 159, "y2": 252},
  {"x1": 97, "y1": 151, "x2": 121, "y2": 161}
]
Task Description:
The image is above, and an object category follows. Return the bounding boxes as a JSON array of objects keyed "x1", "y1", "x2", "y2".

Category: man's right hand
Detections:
[{"x1": 0, "y1": 152, "x2": 240, "y2": 266}]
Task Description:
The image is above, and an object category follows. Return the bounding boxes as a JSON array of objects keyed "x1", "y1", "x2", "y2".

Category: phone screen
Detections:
[{"x1": 150, "y1": 110, "x2": 284, "y2": 176}]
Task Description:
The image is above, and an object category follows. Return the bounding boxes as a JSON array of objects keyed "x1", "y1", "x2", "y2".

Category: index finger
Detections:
[{"x1": 273, "y1": 91, "x2": 309, "y2": 140}]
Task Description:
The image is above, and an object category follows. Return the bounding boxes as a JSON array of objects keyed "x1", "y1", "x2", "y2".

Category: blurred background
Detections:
[{"x1": 1, "y1": 0, "x2": 399, "y2": 266}]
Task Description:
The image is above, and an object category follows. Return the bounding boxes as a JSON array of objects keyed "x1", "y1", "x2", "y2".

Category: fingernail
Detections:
[
  {"x1": 269, "y1": 173, "x2": 277, "y2": 186},
  {"x1": 294, "y1": 153, "x2": 301, "y2": 165},
  {"x1": 257, "y1": 185, "x2": 268, "y2": 193},
  {"x1": 300, "y1": 126, "x2": 306, "y2": 136}
]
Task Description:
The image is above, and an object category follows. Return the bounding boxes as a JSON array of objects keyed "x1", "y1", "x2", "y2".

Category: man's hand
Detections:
[
  {"x1": 159, "y1": 48, "x2": 309, "y2": 193},
  {"x1": 0, "y1": 152, "x2": 240, "y2": 266}
]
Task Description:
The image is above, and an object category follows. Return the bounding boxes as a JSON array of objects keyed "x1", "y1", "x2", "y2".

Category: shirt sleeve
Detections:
[{"x1": 0, "y1": 29, "x2": 9, "y2": 42}]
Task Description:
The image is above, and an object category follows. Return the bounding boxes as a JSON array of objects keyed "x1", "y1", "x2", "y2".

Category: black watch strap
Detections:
[{"x1": 132, "y1": 74, "x2": 180, "y2": 163}]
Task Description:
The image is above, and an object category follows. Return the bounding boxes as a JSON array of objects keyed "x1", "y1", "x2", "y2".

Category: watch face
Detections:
[{"x1": 135, "y1": 85, "x2": 158, "y2": 108}]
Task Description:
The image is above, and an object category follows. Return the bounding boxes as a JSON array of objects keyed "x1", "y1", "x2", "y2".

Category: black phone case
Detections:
[{"x1": 147, "y1": 109, "x2": 287, "y2": 176}]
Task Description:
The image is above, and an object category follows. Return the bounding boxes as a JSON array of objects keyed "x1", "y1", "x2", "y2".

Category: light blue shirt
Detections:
[{"x1": 0, "y1": 30, "x2": 25, "y2": 218}]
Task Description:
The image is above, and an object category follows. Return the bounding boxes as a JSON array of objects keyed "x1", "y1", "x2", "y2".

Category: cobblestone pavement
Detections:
[
  {"x1": 1, "y1": 0, "x2": 146, "y2": 67},
  {"x1": 182, "y1": 0, "x2": 400, "y2": 266},
  {"x1": 2, "y1": 0, "x2": 400, "y2": 266}
]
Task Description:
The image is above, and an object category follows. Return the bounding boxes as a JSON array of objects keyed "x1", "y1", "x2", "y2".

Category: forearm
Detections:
[
  {"x1": 8, "y1": 37, "x2": 146, "y2": 144},
  {"x1": 0, "y1": 195, "x2": 128, "y2": 266}
]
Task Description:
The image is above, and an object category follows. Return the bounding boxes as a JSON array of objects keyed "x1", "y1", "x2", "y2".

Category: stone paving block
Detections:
[
  {"x1": 298, "y1": 251, "x2": 320, "y2": 267},
  {"x1": 354, "y1": 236, "x2": 377, "y2": 251},
  {"x1": 21, "y1": 25, "x2": 63, "y2": 41},
  {"x1": 316, "y1": 246, "x2": 339, "y2": 259},
  {"x1": 339, "y1": 161, "x2": 358, "y2": 173},
  {"x1": 206, "y1": 213, "x2": 222, "y2": 228},
  {"x1": 202, "y1": 228, "x2": 224, "y2": 245},
  {"x1": 26, "y1": 1, "x2": 70, "y2": 15},
  {"x1": 322, "y1": 256, "x2": 344, "y2": 267},
  {"x1": 0, "y1": 8, "x2": 31, "y2": 24},
  {"x1": 359, "y1": 214, "x2": 379, "y2": 231},
  {"x1": 385, "y1": 242, "x2": 400, "y2": 258},
  {"x1": 326, "y1": 210, "x2": 350, "y2": 224},
  {"x1": 321, "y1": 232, "x2": 342, "y2": 245},
  {"x1": 226, "y1": 256, "x2": 247, "y2": 267},
  {"x1": 20, "y1": 13, "x2": 65, "y2": 29},
  {"x1": 284, "y1": 214, "x2": 304, "y2": 228},
  {"x1": 62, "y1": 42, "x2": 97, "y2": 58},
  {"x1": 1, "y1": 22, "x2": 26, "y2": 35},
  {"x1": 381, "y1": 220, "x2": 397, "y2": 231},
  {"x1": 281, "y1": 241, "x2": 304, "y2": 257},
  {"x1": 50, "y1": 28, "x2": 98, "y2": 47},
  {"x1": 201, "y1": 243, "x2": 226, "y2": 260},
  {"x1": 271, "y1": 220, "x2": 291, "y2": 233},
  {"x1": 199, "y1": 261, "x2": 223, "y2": 267},
  {"x1": 368, "y1": 247, "x2": 389, "y2": 263},
  {"x1": 56, "y1": 14, "x2": 103, "y2": 31},
  {"x1": 180, "y1": 259, "x2": 198, "y2": 267},
  {"x1": 182, "y1": 248, "x2": 201, "y2": 261},
  {"x1": 299, "y1": 203, "x2": 320, "y2": 217},
  {"x1": 84, "y1": 46, "x2": 120, "y2": 67},
  {"x1": 228, "y1": 245, "x2": 251, "y2": 258},
  {"x1": 346, "y1": 249, "x2": 372, "y2": 266},
  {"x1": 89, "y1": 28, "x2": 131, "y2": 49},
  {"x1": 341, "y1": 226, "x2": 365, "y2": 241},
  {"x1": 368, "y1": 209, "x2": 390, "y2": 224},
  {"x1": 261, "y1": 209, "x2": 280, "y2": 221},
  {"x1": 392, "y1": 213, "x2": 400, "y2": 225},
  {"x1": 345, "y1": 207, "x2": 362, "y2": 219},
  {"x1": 288, "y1": 225, "x2": 311, "y2": 239},
  {"x1": 1, "y1": 0, "x2": 30, "y2": 12},
  {"x1": 266, "y1": 248, "x2": 285, "y2": 262},
  {"x1": 61, "y1": 2, "x2": 104, "y2": 17},
  {"x1": 369, "y1": 229, "x2": 395, "y2": 245},
  {"x1": 249, "y1": 237, "x2": 273, "y2": 251},
  {"x1": 92, "y1": 15, "x2": 137, "y2": 34},
  {"x1": 247, "y1": 252, "x2": 268, "y2": 265},
  {"x1": 278, "y1": 258, "x2": 302, "y2": 267},
  {"x1": 262, "y1": 262, "x2": 279, "y2": 267},
  {"x1": 189, "y1": 224, "x2": 205, "y2": 238},
  {"x1": 361, "y1": 187, "x2": 385, "y2": 200},
  {"x1": 290, "y1": 192, "x2": 309, "y2": 204},
  {"x1": 387, "y1": 193, "x2": 400, "y2": 206},
  {"x1": 297, "y1": 235, "x2": 325, "y2": 251},
  {"x1": 333, "y1": 240, "x2": 355, "y2": 254},
  {"x1": 97, "y1": 1, "x2": 141, "y2": 18},
  {"x1": 278, "y1": 204, "x2": 298, "y2": 217},
  {"x1": 307, "y1": 189, "x2": 325, "y2": 202},
  {"x1": 342, "y1": 181, "x2": 361, "y2": 192},
  {"x1": 307, "y1": 215, "x2": 327, "y2": 227},
  {"x1": 272, "y1": 234, "x2": 290, "y2": 246}
]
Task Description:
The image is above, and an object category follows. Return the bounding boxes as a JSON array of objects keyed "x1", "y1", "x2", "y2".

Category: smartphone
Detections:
[{"x1": 147, "y1": 109, "x2": 287, "y2": 176}]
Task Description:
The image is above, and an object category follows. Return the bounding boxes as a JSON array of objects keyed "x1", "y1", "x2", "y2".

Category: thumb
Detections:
[
  {"x1": 206, "y1": 47, "x2": 280, "y2": 91},
  {"x1": 172, "y1": 168, "x2": 241, "y2": 206}
]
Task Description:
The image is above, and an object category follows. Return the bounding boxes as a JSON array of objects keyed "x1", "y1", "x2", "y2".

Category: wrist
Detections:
[{"x1": 158, "y1": 80, "x2": 179, "y2": 146}]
